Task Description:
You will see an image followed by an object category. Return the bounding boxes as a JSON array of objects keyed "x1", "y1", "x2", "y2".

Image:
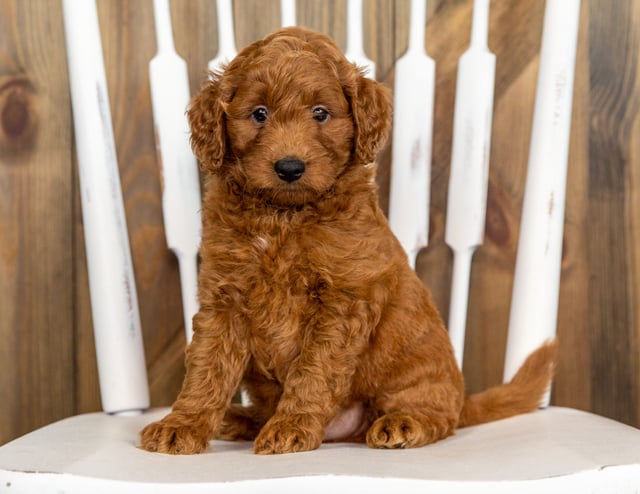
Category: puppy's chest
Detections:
[
  {"x1": 241, "y1": 230, "x2": 325, "y2": 366},
  {"x1": 244, "y1": 229, "x2": 324, "y2": 311}
]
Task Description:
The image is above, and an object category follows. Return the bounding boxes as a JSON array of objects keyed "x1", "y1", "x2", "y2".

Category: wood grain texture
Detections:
[
  {"x1": 1, "y1": 0, "x2": 640, "y2": 445},
  {"x1": 586, "y1": 0, "x2": 640, "y2": 426},
  {"x1": 0, "y1": 0, "x2": 75, "y2": 442}
]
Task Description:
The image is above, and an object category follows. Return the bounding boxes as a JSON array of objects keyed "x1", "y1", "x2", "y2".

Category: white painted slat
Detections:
[
  {"x1": 503, "y1": 0, "x2": 581, "y2": 386},
  {"x1": 208, "y1": 0, "x2": 237, "y2": 72},
  {"x1": 444, "y1": 0, "x2": 495, "y2": 368},
  {"x1": 345, "y1": 0, "x2": 375, "y2": 79},
  {"x1": 281, "y1": 0, "x2": 296, "y2": 27},
  {"x1": 62, "y1": 0, "x2": 149, "y2": 414},
  {"x1": 388, "y1": 0, "x2": 434, "y2": 268},
  {"x1": 150, "y1": 0, "x2": 202, "y2": 344}
]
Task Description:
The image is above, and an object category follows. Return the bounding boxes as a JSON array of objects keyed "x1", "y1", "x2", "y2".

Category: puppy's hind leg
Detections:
[
  {"x1": 218, "y1": 405, "x2": 268, "y2": 441},
  {"x1": 366, "y1": 409, "x2": 456, "y2": 449},
  {"x1": 218, "y1": 375, "x2": 283, "y2": 441},
  {"x1": 366, "y1": 346, "x2": 464, "y2": 449}
]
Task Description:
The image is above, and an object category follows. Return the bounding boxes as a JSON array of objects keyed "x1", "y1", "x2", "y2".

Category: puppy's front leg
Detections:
[
  {"x1": 140, "y1": 309, "x2": 249, "y2": 454},
  {"x1": 253, "y1": 311, "x2": 369, "y2": 455}
]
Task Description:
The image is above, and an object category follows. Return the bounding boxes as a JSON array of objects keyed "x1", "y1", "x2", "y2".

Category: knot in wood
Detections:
[{"x1": 0, "y1": 77, "x2": 37, "y2": 156}]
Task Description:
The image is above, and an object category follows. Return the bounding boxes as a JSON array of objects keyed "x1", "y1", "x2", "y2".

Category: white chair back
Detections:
[{"x1": 64, "y1": 0, "x2": 580, "y2": 416}]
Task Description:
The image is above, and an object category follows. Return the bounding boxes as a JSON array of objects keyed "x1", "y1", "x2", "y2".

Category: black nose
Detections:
[{"x1": 274, "y1": 158, "x2": 306, "y2": 183}]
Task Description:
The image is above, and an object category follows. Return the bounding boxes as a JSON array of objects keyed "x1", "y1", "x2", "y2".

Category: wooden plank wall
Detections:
[{"x1": 1, "y1": 0, "x2": 639, "y2": 445}]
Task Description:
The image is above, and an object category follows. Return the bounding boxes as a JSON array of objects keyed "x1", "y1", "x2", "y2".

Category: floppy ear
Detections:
[
  {"x1": 347, "y1": 74, "x2": 393, "y2": 165},
  {"x1": 187, "y1": 74, "x2": 227, "y2": 174}
]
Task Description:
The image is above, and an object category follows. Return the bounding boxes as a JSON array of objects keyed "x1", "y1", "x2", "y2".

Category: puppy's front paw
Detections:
[
  {"x1": 253, "y1": 415, "x2": 323, "y2": 455},
  {"x1": 140, "y1": 414, "x2": 210, "y2": 455}
]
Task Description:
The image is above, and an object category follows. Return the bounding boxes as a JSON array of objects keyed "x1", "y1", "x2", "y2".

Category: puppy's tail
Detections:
[{"x1": 458, "y1": 339, "x2": 558, "y2": 428}]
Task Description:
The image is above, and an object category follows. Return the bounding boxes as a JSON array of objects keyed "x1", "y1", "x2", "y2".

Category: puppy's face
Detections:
[
  {"x1": 189, "y1": 28, "x2": 392, "y2": 206},
  {"x1": 224, "y1": 49, "x2": 354, "y2": 205}
]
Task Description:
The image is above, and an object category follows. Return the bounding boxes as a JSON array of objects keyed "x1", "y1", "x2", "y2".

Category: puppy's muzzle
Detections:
[{"x1": 274, "y1": 158, "x2": 306, "y2": 183}]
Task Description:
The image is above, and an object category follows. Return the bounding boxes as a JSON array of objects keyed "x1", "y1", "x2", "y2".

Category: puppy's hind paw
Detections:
[
  {"x1": 366, "y1": 412, "x2": 445, "y2": 449},
  {"x1": 140, "y1": 415, "x2": 210, "y2": 455},
  {"x1": 218, "y1": 405, "x2": 265, "y2": 441}
]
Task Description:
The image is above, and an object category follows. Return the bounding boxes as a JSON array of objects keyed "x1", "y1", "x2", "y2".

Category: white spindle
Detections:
[
  {"x1": 444, "y1": 0, "x2": 496, "y2": 368},
  {"x1": 503, "y1": 0, "x2": 581, "y2": 390},
  {"x1": 281, "y1": 0, "x2": 296, "y2": 27},
  {"x1": 62, "y1": 0, "x2": 149, "y2": 414},
  {"x1": 150, "y1": 0, "x2": 202, "y2": 344},
  {"x1": 209, "y1": 0, "x2": 238, "y2": 72},
  {"x1": 345, "y1": 0, "x2": 375, "y2": 79},
  {"x1": 388, "y1": 0, "x2": 434, "y2": 268}
]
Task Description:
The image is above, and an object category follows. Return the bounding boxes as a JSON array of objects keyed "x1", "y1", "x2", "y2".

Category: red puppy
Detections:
[{"x1": 140, "y1": 27, "x2": 556, "y2": 455}]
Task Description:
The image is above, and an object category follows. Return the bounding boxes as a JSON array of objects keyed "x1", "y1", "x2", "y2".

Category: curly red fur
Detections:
[{"x1": 140, "y1": 27, "x2": 557, "y2": 455}]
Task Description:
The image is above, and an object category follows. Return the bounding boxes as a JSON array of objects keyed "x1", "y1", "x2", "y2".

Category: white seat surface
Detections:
[{"x1": 1, "y1": 406, "x2": 639, "y2": 493}]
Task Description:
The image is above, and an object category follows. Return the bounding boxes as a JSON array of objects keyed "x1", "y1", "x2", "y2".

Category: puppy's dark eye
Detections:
[
  {"x1": 312, "y1": 106, "x2": 330, "y2": 123},
  {"x1": 251, "y1": 106, "x2": 269, "y2": 124}
]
